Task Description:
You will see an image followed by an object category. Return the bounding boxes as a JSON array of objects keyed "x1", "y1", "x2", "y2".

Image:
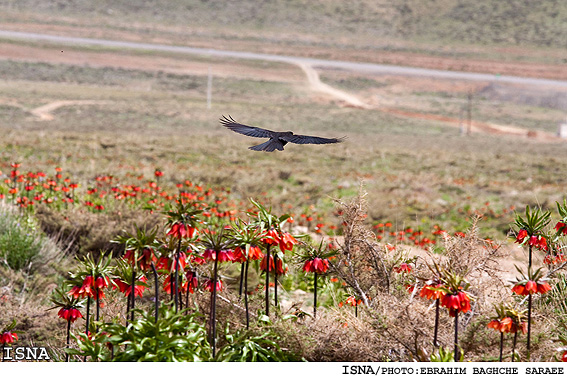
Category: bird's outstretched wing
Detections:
[
  {"x1": 220, "y1": 115, "x2": 274, "y2": 139},
  {"x1": 280, "y1": 134, "x2": 346, "y2": 145}
]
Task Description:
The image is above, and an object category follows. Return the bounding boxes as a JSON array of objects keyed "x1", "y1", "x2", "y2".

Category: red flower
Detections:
[
  {"x1": 556, "y1": 222, "x2": 567, "y2": 235},
  {"x1": 202, "y1": 249, "x2": 234, "y2": 263},
  {"x1": 124, "y1": 247, "x2": 156, "y2": 271},
  {"x1": 261, "y1": 255, "x2": 286, "y2": 275},
  {"x1": 167, "y1": 222, "x2": 197, "y2": 239},
  {"x1": 186, "y1": 271, "x2": 199, "y2": 294},
  {"x1": 233, "y1": 245, "x2": 264, "y2": 263},
  {"x1": 512, "y1": 279, "x2": 549, "y2": 296},
  {"x1": 260, "y1": 255, "x2": 275, "y2": 272},
  {"x1": 204, "y1": 279, "x2": 224, "y2": 292},
  {"x1": 562, "y1": 351, "x2": 567, "y2": 362},
  {"x1": 57, "y1": 307, "x2": 83, "y2": 323},
  {"x1": 515, "y1": 229, "x2": 528, "y2": 244},
  {"x1": 112, "y1": 276, "x2": 147, "y2": 297},
  {"x1": 163, "y1": 274, "x2": 188, "y2": 295},
  {"x1": 0, "y1": 331, "x2": 18, "y2": 345},
  {"x1": 156, "y1": 252, "x2": 187, "y2": 273},
  {"x1": 262, "y1": 228, "x2": 280, "y2": 246},
  {"x1": 537, "y1": 281, "x2": 552, "y2": 294},
  {"x1": 441, "y1": 291, "x2": 471, "y2": 317},
  {"x1": 393, "y1": 263, "x2": 412, "y2": 274},
  {"x1": 278, "y1": 232, "x2": 297, "y2": 252},
  {"x1": 420, "y1": 283, "x2": 445, "y2": 300},
  {"x1": 303, "y1": 257, "x2": 330, "y2": 274}
]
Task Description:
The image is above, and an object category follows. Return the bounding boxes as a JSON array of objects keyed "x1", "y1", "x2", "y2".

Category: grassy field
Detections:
[
  {"x1": 1, "y1": 2, "x2": 567, "y2": 362},
  {"x1": 1, "y1": 54, "x2": 566, "y2": 238}
]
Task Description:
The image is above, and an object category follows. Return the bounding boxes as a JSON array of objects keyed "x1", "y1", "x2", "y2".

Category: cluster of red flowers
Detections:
[
  {"x1": 57, "y1": 307, "x2": 83, "y2": 323},
  {"x1": 0, "y1": 331, "x2": 18, "y2": 344},
  {"x1": 232, "y1": 245, "x2": 263, "y2": 263},
  {"x1": 113, "y1": 276, "x2": 149, "y2": 297},
  {"x1": 487, "y1": 317, "x2": 527, "y2": 334},
  {"x1": 440, "y1": 291, "x2": 471, "y2": 317},
  {"x1": 511, "y1": 280, "x2": 551, "y2": 296},
  {"x1": 393, "y1": 262, "x2": 412, "y2": 274},
  {"x1": 69, "y1": 275, "x2": 108, "y2": 300},
  {"x1": 544, "y1": 253, "x2": 566, "y2": 265},
  {"x1": 373, "y1": 223, "x2": 440, "y2": 250},
  {"x1": 303, "y1": 257, "x2": 330, "y2": 274},
  {"x1": 515, "y1": 229, "x2": 548, "y2": 251},
  {"x1": 419, "y1": 282, "x2": 445, "y2": 300}
]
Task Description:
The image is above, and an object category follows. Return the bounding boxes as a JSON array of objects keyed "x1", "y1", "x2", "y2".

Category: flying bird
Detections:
[{"x1": 220, "y1": 115, "x2": 346, "y2": 152}]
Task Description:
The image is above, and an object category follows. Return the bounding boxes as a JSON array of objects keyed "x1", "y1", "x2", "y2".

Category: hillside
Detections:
[{"x1": 0, "y1": 0, "x2": 566, "y2": 67}]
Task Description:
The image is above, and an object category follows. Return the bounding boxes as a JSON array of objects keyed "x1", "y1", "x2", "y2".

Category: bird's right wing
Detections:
[
  {"x1": 220, "y1": 115, "x2": 274, "y2": 138},
  {"x1": 281, "y1": 134, "x2": 347, "y2": 145}
]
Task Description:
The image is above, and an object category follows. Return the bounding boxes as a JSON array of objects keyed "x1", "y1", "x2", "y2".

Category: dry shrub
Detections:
[{"x1": 312, "y1": 186, "x2": 516, "y2": 361}]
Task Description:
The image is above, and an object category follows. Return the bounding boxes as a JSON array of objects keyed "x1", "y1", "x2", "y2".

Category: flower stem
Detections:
[
  {"x1": 265, "y1": 245, "x2": 271, "y2": 317},
  {"x1": 454, "y1": 312, "x2": 459, "y2": 361},
  {"x1": 130, "y1": 269, "x2": 136, "y2": 322},
  {"x1": 314, "y1": 272, "x2": 318, "y2": 319},
  {"x1": 527, "y1": 243, "x2": 532, "y2": 359},
  {"x1": 245, "y1": 259, "x2": 250, "y2": 330},
  {"x1": 527, "y1": 293, "x2": 532, "y2": 360},
  {"x1": 151, "y1": 262, "x2": 159, "y2": 323},
  {"x1": 66, "y1": 319, "x2": 71, "y2": 362},
  {"x1": 85, "y1": 296, "x2": 91, "y2": 336},
  {"x1": 355, "y1": 303, "x2": 358, "y2": 318},
  {"x1": 239, "y1": 262, "x2": 245, "y2": 299},
  {"x1": 174, "y1": 239, "x2": 181, "y2": 313},
  {"x1": 434, "y1": 298, "x2": 440, "y2": 347},
  {"x1": 211, "y1": 256, "x2": 219, "y2": 358},
  {"x1": 512, "y1": 331, "x2": 518, "y2": 362},
  {"x1": 96, "y1": 287, "x2": 100, "y2": 332},
  {"x1": 274, "y1": 253, "x2": 278, "y2": 309}
]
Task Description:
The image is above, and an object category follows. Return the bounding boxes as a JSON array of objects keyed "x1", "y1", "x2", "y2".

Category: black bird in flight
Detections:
[{"x1": 220, "y1": 115, "x2": 346, "y2": 152}]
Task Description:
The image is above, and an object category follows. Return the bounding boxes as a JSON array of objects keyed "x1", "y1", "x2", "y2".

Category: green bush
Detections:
[
  {"x1": 68, "y1": 307, "x2": 211, "y2": 362},
  {"x1": 0, "y1": 206, "x2": 43, "y2": 271}
]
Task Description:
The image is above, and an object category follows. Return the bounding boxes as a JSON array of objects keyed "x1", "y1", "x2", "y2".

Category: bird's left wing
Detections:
[
  {"x1": 220, "y1": 115, "x2": 274, "y2": 138},
  {"x1": 281, "y1": 134, "x2": 346, "y2": 145}
]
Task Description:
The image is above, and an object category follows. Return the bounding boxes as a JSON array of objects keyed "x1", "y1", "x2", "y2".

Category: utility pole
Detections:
[{"x1": 466, "y1": 89, "x2": 473, "y2": 135}]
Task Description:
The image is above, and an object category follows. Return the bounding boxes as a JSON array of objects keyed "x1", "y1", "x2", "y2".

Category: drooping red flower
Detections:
[
  {"x1": 57, "y1": 307, "x2": 83, "y2": 323},
  {"x1": 112, "y1": 276, "x2": 148, "y2": 297},
  {"x1": 186, "y1": 271, "x2": 199, "y2": 294},
  {"x1": 156, "y1": 252, "x2": 187, "y2": 273},
  {"x1": 512, "y1": 279, "x2": 549, "y2": 296},
  {"x1": 167, "y1": 222, "x2": 198, "y2": 239},
  {"x1": 393, "y1": 263, "x2": 412, "y2": 274},
  {"x1": 278, "y1": 232, "x2": 297, "y2": 252},
  {"x1": 124, "y1": 247, "x2": 157, "y2": 271},
  {"x1": 441, "y1": 291, "x2": 471, "y2": 317},
  {"x1": 260, "y1": 255, "x2": 286, "y2": 275},
  {"x1": 163, "y1": 274, "x2": 188, "y2": 295},
  {"x1": 0, "y1": 331, "x2": 18, "y2": 344},
  {"x1": 261, "y1": 255, "x2": 275, "y2": 272},
  {"x1": 419, "y1": 283, "x2": 445, "y2": 300},
  {"x1": 303, "y1": 257, "x2": 330, "y2": 274},
  {"x1": 203, "y1": 279, "x2": 224, "y2": 292},
  {"x1": 202, "y1": 249, "x2": 234, "y2": 263},
  {"x1": 555, "y1": 222, "x2": 567, "y2": 235},
  {"x1": 562, "y1": 351, "x2": 567, "y2": 362},
  {"x1": 262, "y1": 228, "x2": 280, "y2": 246},
  {"x1": 233, "y1": 245, "x2": 264, "y2": 263},
  {"x1": 515, "y1": 229, "x2": 528, "y2": 244}
]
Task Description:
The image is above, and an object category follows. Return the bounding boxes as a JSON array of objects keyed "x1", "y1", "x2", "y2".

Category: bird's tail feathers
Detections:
[{"x1": 249, "y1": 139, "x2": 284, "y2": 152}]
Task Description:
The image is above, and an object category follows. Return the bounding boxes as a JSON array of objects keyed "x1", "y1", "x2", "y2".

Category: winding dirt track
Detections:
[{"x1": 0, "y1": 29, "x2": 564, "y2": 141}]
